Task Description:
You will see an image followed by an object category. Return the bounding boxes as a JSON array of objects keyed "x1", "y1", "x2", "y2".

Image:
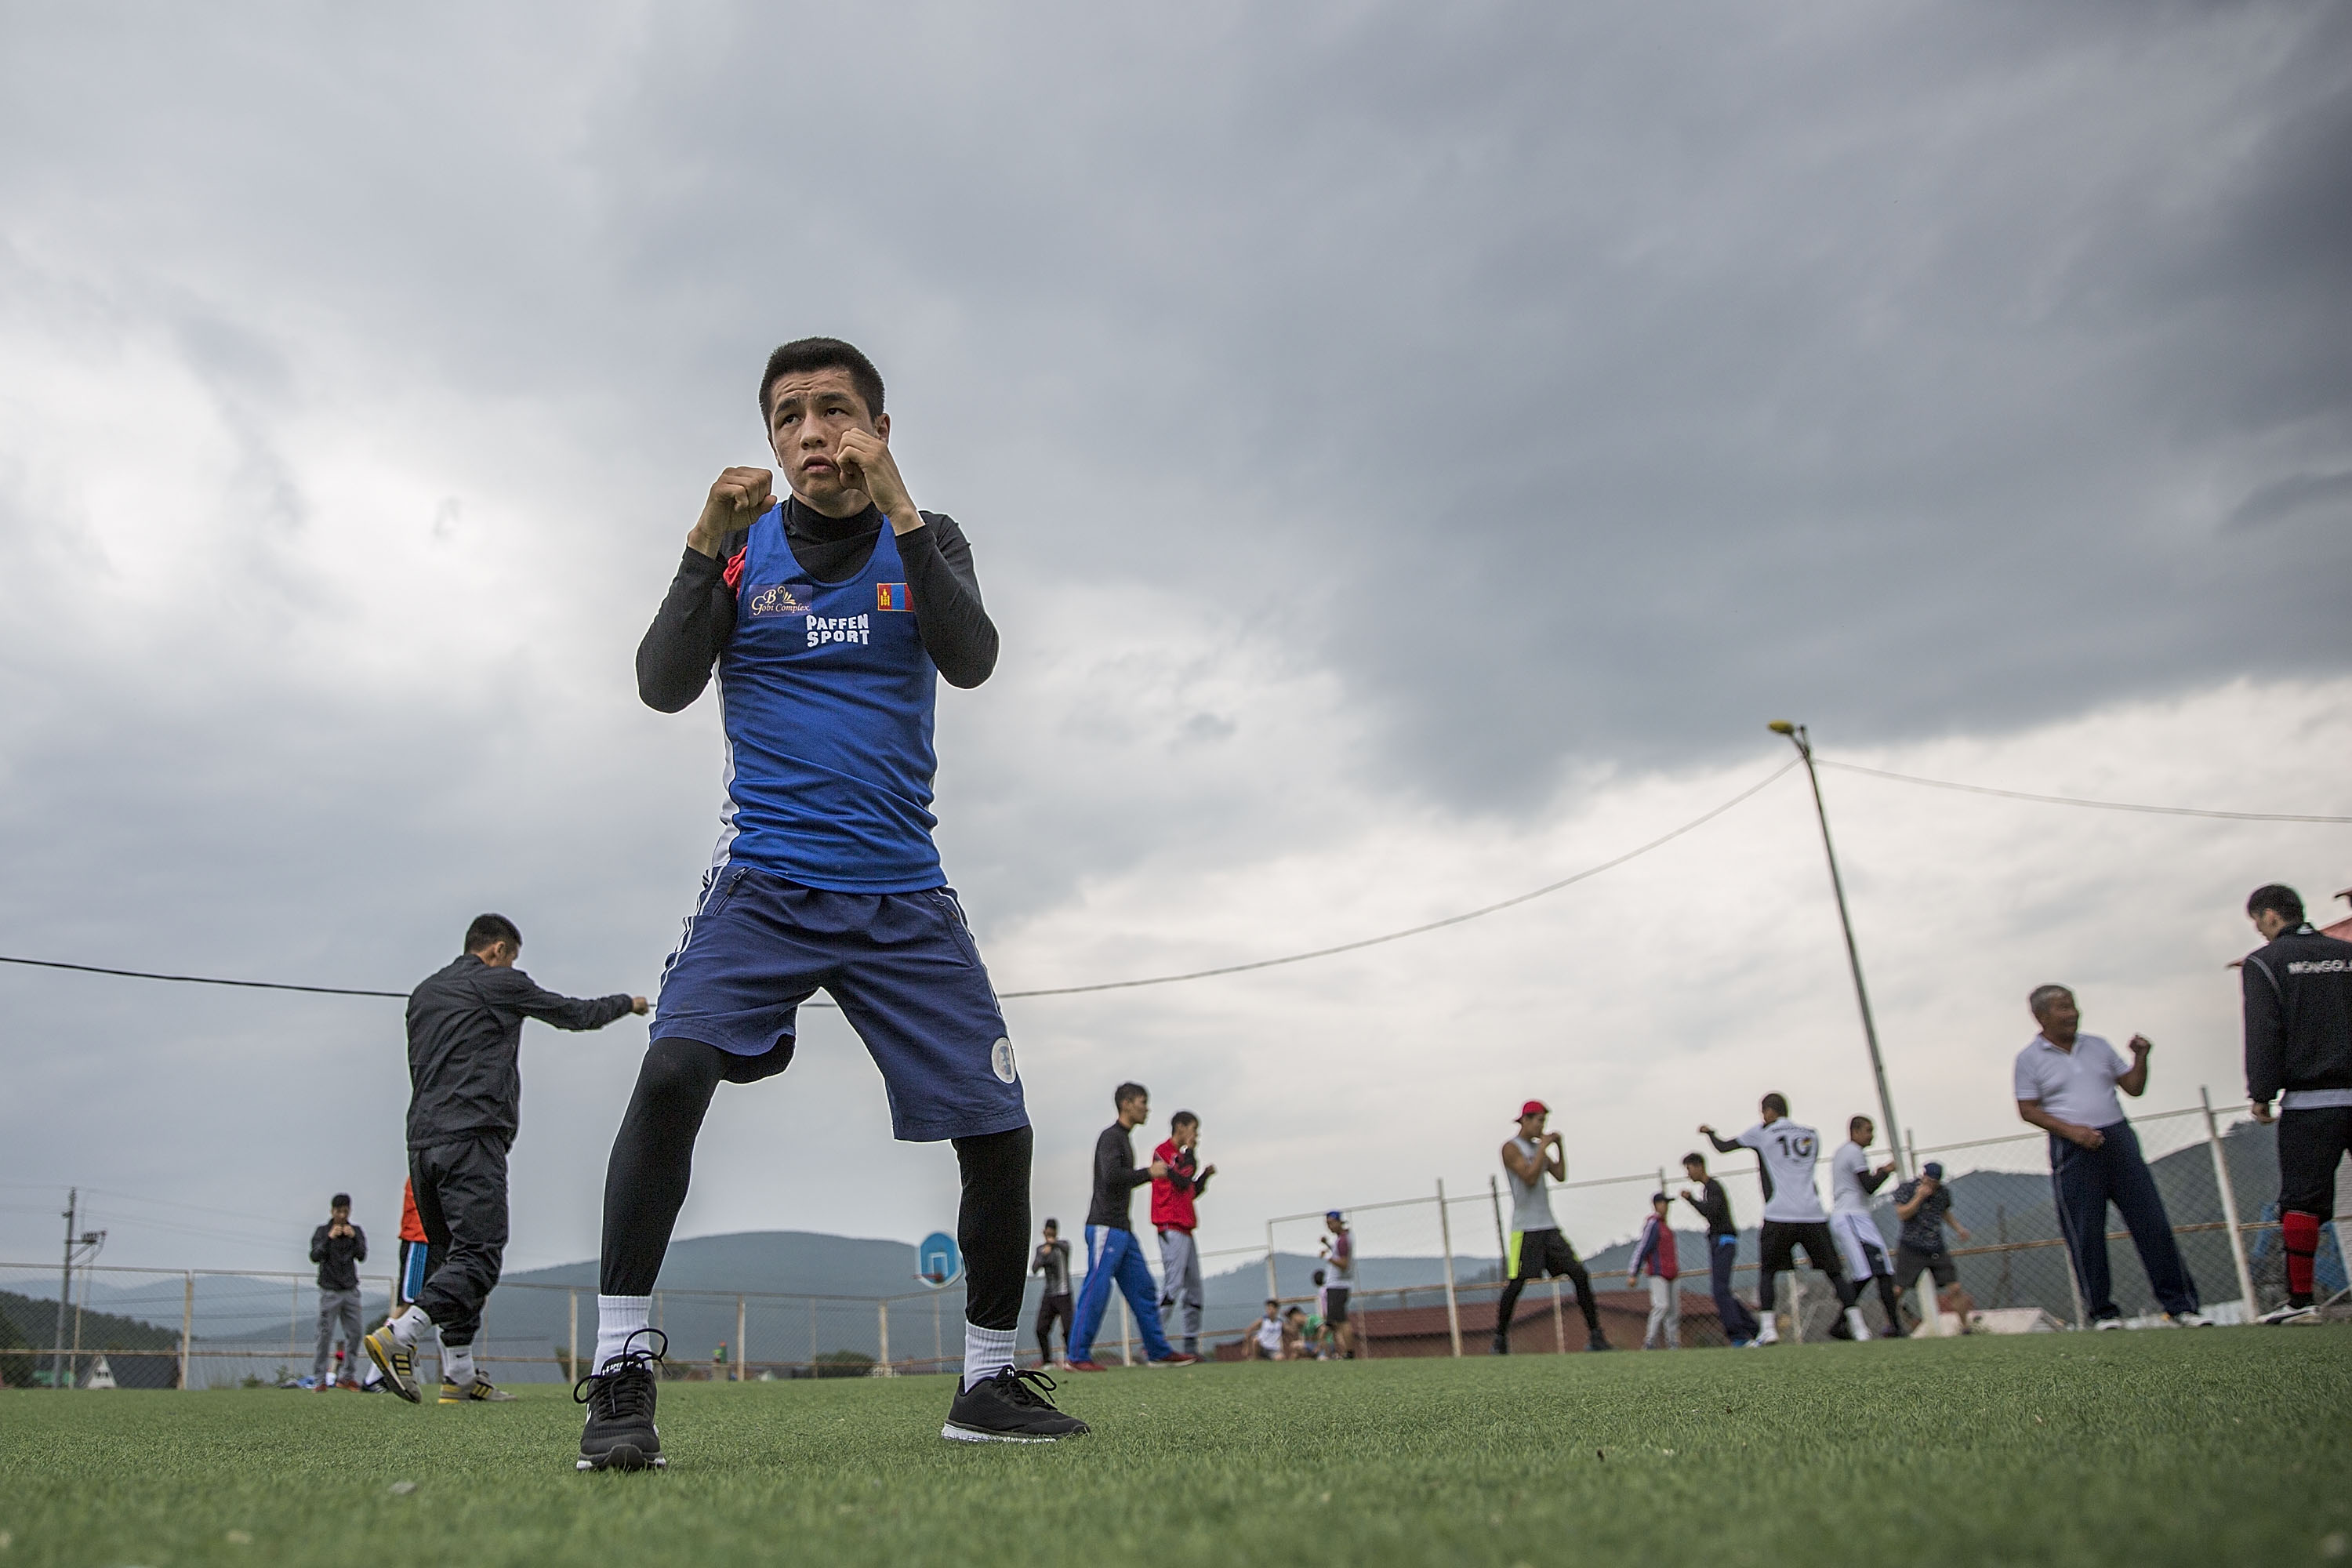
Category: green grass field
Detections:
[{"x1": 3, "y1": 1330, "x2": 2347, "y2": 1567}]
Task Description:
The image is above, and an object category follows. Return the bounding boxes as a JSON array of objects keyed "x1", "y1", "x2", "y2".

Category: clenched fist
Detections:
[{"x1": 688, "y1": 466, "x2": 775, "y2": 558}]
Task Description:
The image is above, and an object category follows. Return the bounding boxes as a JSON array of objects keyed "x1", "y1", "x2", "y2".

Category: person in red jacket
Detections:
[
  {"x1": 1150, "y1": 1111, "x2": 1216, "y2": 1357},
  {"x1": 361, "y1": 1181, "x2": 433, "y2": 1394},
  {"x1": 1629, "y1": 1192, "x2": 1681, "y2": 1348}
]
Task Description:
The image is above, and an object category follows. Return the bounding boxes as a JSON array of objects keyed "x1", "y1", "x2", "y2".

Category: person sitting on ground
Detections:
[
  {"x1": 1246, "y1": 1299, "x2": 1284, "y2": 1361},
  {"x1": 1280, "y1": 1305, "x2": 1308, "y2": 1359}
]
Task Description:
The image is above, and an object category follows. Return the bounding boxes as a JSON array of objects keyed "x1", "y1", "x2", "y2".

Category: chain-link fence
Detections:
[
  {"x1": 8, "y1": 1093, "x2": 2347, "y2": 1388},
  {"x1": 0, "y1": 1263, "x2": 982, "y2": 1388}
]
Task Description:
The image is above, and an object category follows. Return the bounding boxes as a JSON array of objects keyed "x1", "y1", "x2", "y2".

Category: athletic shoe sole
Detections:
[
  {"x1": 361, "y1": 1330, "x2": 419, "y2": 1404},
  {"x1": 576, "y1": 1446, "x2": 667, "y2": 1472},
  {"x1": 939, "y1": 1421, "x2": 1071, "y2": 1444}
]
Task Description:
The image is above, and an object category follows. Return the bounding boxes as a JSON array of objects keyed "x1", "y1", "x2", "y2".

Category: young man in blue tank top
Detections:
[{"x1": 574, "y1": 339, "x2": 1083, "y2": 1470}]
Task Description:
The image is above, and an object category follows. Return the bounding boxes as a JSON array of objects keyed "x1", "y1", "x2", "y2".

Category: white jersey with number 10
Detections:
[{"x1": 1736, "y1": 1120, "x2": 1828, "y2": 1223}]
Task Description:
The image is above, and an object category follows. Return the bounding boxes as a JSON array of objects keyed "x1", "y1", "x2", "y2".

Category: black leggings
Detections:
[
  {"x1": 1496, "y1": 1230, "x2": 1602, "y2": 1337},
  {"x1": 599, "y1": 1038, "x2": 1033, "y2": 1330}
]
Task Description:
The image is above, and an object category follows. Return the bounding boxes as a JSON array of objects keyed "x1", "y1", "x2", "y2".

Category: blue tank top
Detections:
[{"x1": 712, "y1": 507, "x2": 942, "y2": 891}]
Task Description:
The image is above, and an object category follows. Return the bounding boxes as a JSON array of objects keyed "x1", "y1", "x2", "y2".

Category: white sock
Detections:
[
  {"x1": 443, "y1": 1341, "x2": 475, "y2": 1386},
  {"x1": 1846, "y1": 1307, "x2": 1871, "y2": 1341},
  {"x1": 961, "y1": 1323, "x2": 1017, "y2": 1391},
  {"x1": 389, "y1": 1305, "x2": 432, "y2": 1348},
  {"x1": 596, "y1": 1294, "x2": 653, "y2": 1373}
]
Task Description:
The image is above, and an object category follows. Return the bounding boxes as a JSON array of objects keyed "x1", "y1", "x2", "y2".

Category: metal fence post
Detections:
[
  {"x1": 737, "y1": 1295, "x2": 748, "y2": 1381},
  {"x1": 1437, "y1": 1181, "x2": 1462, "y2": 1358},
  {"x1": 1264, "y1": 1220, "x2": 1278, "y2": 1303},
  {"x1": 1119, "y1": 1294, "x2": 1134, "y2": 1366},
  {"x1": 568, "y1": 1290, "x2": 579, "y2": 1383},
  {"x1": 180, "y1": 1272, "x2": 194, "y2": 1392},
  {"x1": 2201, "y1": 1087, "x2": 2256, "y2": 1317},
  {"x1": 877, "y1": 1299, "x2": 890, "y2": 1373}
]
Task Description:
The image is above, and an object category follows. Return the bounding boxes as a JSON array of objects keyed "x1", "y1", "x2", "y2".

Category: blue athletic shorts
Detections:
[{"x1": 651, "y1": 865, "x2": 1027, "y2": 1142}]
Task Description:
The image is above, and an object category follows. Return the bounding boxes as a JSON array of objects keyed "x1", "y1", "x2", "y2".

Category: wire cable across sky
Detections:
[
  {"x1": 1816, "y1": 758, "x2": 2352, "y2": 823},
  {"x1": 1, "y1": 750, "x2": 2341, "y2": 1004}
]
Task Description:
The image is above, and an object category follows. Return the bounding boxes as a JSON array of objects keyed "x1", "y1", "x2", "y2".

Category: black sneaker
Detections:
[
  {"x1": 1585, "y1": 1335, "x2": 1613, "y2": 1352},
  {"x1": 1490, "y1": 1335, "x2": 1509, "y2": 1356},
  {"x1": 942, "y1": 1367, "x2": 1091, "y2": 1443},
  {"x1": 575, "y1": 1329, "x2": 667, "y2": 1472}
]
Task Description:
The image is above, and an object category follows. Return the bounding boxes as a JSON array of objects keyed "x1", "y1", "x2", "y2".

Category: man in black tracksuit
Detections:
[
  {"x1": 364, "y1": 913, "x2": 643, "y2": 1402},
  {"x1": 2242, "y1": 883, "x2": 2352, "y2": 1325}
]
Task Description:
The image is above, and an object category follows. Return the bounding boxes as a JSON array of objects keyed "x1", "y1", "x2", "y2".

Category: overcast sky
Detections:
[{"x1": 2, "y1": 2, "x2": 2347, "y2": 1283}]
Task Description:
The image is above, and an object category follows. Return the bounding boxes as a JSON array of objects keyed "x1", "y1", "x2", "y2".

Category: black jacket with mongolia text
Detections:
[{"x1": 2243, "y1": 924, "x2": 2352, "y2": 1105}]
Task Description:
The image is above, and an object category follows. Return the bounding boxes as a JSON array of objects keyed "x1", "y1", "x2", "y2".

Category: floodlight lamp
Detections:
[{"x1": 1766, "y1": 720, "x2": 1795, "y2": 735}]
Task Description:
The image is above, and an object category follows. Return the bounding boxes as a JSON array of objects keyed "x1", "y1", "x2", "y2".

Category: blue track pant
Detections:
[
  {"x1": 1070, "y1": 1225, "x2": 1173, "y2": 1363},
  {"x1": 2050, "y1": 1120, "x2": 2198, "y2": 1319}
]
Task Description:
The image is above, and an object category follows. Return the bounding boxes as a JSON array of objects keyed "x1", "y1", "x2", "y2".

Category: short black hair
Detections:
[
  {"x1": 1312, "y1": 1269, "x2": 1325, "y2": 1284},
  {"x1": 1682, "y1": 1152, "x2": 1706, "y2": 1169},
  {"x1": 331, "y1": 1193, "x2": 351, "y2": 1210},
  {"x1": 2247, "y1": 884, "x2": 2305, "y2": 924},
  {"x1": 758, "y1": 337, "x2": 884, "y2": 425},
  {"x1": 1762, "y1": 1092, "x2": 1788, "y2": 1117},
  {"x1": 1042, "y1": 1218, "x2": 1058, "y2": 1231},
  {"x1": 1171, "y1": 1110, "x2": 1199, "y2": 1129},
  {"x1": 1850, "y1": 1115, "x2": 1875, "y2": 1134},
  {"x1": 1115, "y1": 1081, "x2": 1148, "y2": 1107},
  {"x1": 464, "y1": 913, "x2": 521, "y2": 954}
]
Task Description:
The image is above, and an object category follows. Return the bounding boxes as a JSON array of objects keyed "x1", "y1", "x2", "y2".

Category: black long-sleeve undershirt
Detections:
[
  {"x1": 635, "y1": 497, "x2": 998, "y2": 710},
  {"x1": 1681, "y1": 1178, "x2": 1736, "y2": 1238}
]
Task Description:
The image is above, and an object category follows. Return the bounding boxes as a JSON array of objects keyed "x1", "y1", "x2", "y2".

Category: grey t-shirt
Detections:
[
  {"x1": 1507, "y1": 1137, "x2": 1560, "y2": 1233},
  {"x1": 1892, "y1": 1179, "x2": 1953, "y2": 1254},
  {"x1": 1031, "y1": 1239, "x2": 1071, "y2": 1296}
]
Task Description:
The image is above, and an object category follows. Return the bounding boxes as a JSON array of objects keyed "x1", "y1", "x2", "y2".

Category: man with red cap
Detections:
[{"x1": 1493, "y1": 1101, "x2": 1610, "y2": 1353}]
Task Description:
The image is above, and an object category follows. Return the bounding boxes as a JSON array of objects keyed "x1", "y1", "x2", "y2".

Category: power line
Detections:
[
  {"x1": 1816, "y1": 758, "x2": 2352, "y2": 823},
  {"x1": 0, "y1": 955, "x2": 404, "y2": 997},
  {"x1": 5, "y1": 749, "x2": 2329, "y2": 1010},
  {"x1": 0, "y1": 758, "x2": 1803, "y2": 1007},
  {"x1": 993, "y1": 757, "x2": 1802, "y2": 998}
]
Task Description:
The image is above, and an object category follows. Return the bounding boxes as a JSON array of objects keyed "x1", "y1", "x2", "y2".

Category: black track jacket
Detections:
[
  {"x1": 1087, "y1": 1123, "x2": 1154, "y2": 1232},
  {"x1": 405, "y1": 955, "x2": 633, "y2": 1149},
  {"x1": 309, "y1": 1224, "x2": 368, "y2": 1291},
  {"x1": 2243, "y1": 924, "x2": 2352, "y2": 1105}
]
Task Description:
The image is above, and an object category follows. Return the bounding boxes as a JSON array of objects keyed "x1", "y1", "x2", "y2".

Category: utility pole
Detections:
[
  {"x1": 1769, "y1": 722, "x2": 1907, "y2": 1178},
  {"x1": 54, "y1": 1189, "x2": 76, "y2": 1390}
]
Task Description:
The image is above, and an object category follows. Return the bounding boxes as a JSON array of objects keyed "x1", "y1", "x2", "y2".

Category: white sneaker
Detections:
[
  {"x1": 1748, "y1": 1325, "x2": 1780, "y2": 1348},
  {"x1": 1844, "y1": 1308, "x2": 1873, "y2": 1341},
  {"x1": 2168, "y1": 1312, "x2": 2214, "y2": 1328},
  {"x1": 2092, "y1": 1316, "x2": 2125, "y2": 1331},
  {"x1": 2256, "y1": 1302, "x2": 2318, "y2": 1326}
]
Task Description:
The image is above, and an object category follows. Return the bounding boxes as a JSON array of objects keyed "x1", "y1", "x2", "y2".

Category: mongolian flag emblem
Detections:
[{"x1": 876, "y1": 583, "x2": 911, "y2": 612}]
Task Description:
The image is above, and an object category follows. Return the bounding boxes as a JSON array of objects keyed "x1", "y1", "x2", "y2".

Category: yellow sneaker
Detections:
[
  {"x1": 440, "y1": 1379, "x2": 518, "y2": 1403},
  {"x1": 362, "y1": 1328, "x2": 419, "y2": 1403}
]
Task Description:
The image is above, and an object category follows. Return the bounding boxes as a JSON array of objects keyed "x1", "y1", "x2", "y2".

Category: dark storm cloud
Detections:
[
  {"x1": 4, "y1": 0, "x2": 2350, "y2": 1267},
  {"x1": 9, "y1": 5, "x2": 2343, "y2": 819}
]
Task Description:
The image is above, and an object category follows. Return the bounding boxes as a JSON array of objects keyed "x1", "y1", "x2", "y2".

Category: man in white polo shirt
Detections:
[{"x1": 2013, "y1": 985, "x2": 2208, "y2": 1328}]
